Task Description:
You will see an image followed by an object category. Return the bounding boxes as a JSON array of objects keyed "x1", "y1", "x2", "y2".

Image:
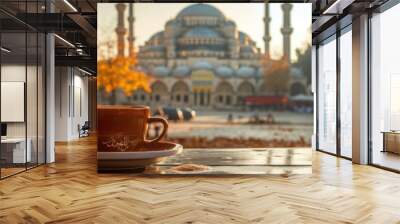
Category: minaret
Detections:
[
  {"x1": 128, "y1": 3, "x2": 135, "y2": 57},
  {"x1": 263, "y1": 3, "x2": 271, "y2": 58},
  {"x1": 115, "y1": 3, "x2": 127, "y2": 57},
  {"x1": 281, "y1": 3, "x2": 293, "y2": 64}
]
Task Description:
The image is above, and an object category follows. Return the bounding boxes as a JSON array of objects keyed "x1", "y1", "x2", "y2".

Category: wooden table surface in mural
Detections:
[{"x1": 144, "y1": 148, "x2": 312, "y2": 175}]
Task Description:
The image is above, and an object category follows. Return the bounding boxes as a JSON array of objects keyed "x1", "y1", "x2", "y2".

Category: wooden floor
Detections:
[
  {"x1": 0, "y1": 167, "x2": 26, "y2": 178},
  {"x1": 1, "y1": 137, "x2": 400, "y2": 223}
]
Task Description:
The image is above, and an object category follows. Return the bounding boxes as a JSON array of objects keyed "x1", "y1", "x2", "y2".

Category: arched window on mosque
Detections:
[
  {"x1": 218, "y1": 95, "x2": 223, "y2": 103},
  {"x1": 155, "y1": 94, "x2": 160, "y2": 102}
]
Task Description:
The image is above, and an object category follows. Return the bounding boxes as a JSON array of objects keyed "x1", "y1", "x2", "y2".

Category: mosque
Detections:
[{"x1": 113, "y1": 3, "x2": 308, "y2": 109}]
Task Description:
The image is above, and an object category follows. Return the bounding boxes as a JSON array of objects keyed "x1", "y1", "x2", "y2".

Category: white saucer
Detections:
[
  {"x1": 97, "y1": 143, "x2": 183, "y2": 160},
  {"x1": 97, "y1": 142, "x2": 183, "y2": 170}
]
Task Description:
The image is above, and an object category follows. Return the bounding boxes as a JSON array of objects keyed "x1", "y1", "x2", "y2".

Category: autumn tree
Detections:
[
  {"x1": 261, "y1": 54, "x2": 290, "y2": 96},
  {"x1": 97, "y1": 53, "x2": 150, "y2": 105},
  {"x1": 293, "y1": 44, "x2": 311, "y2": 84}
]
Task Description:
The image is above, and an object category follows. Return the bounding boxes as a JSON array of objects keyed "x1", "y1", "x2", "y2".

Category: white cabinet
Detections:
[{"x1": 1, "y1": 138, "x2": 32, "y2": 163}]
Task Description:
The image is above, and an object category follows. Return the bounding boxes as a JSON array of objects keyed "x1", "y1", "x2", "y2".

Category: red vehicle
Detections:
[{"x1": 244, "y1": 96, "x2": 289, "y2": 110}]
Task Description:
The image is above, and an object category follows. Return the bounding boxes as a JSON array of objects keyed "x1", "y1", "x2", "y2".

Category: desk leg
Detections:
[{"x1": 382, "y1": 133, "x2": 386, "y2": 153}]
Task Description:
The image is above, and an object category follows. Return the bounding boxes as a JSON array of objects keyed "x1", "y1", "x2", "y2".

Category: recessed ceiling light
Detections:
[
  {"x1": 1, "y1": 47, "x2": 11, "y2": 53},
  {"x1": 323, "y1": 0, "x2": 354, "y2": 15},
  {"x1": 78, "y1": 67, "x2": 93, "y2": 76},
  {"x1": 63, "y1": 0, "x2": 78, "y2": 12},
  {"x1": 54, "y1": 34, "x2": 75, "y2": 48}
]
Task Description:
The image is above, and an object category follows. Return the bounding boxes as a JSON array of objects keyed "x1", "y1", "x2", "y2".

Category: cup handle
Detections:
[{"x1": 145, "y1": 117, "x2": 168, "y2": 143}]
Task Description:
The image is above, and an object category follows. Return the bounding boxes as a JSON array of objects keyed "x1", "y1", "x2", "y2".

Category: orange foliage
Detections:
[
  {"x1": 261, "y1": 54, "x2": 290, "y2": 75},
  {"x1": 260, "y1": 54, "x2": 290, "y2": 95},
  {"x1": 97, "y1": 54, "x2": 150, "y2": 96}
]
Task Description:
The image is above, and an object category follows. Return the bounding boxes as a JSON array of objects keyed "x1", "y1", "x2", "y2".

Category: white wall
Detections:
[
  {"x1": 55, "y1": 66, "x2": 69, "y2": 141},
  {"x1": 55, "y1": 67, "x2": 89, "y2": 141},
  {"x1": 1, "y1": 64, "x2": 46, "y2": 164},
  {"x1": 1, "y1": 65, "x2": 31, "y2": 138}
]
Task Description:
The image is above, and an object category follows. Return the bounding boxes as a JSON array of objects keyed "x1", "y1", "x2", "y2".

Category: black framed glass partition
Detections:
[
  {"x1": 0, "y1": 30, "x2": 28, "y2": 177},
  {"x1": 0, "y1": 0, "x2": 46, "y2": 179},
  {"x1": 315, "y1": 23, "x2": 353, "y2": 159}
]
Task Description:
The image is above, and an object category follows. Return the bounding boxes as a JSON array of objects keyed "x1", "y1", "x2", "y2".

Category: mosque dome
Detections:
[
  {"x1": 149, "y1": 31, "x2": 164, "y2": 40},
  {"x1": 192, "y1": 61, "x2": 214, "y2": 70},
  {"x1": 184, "y1": 27, "x2": 221, "y2": 38},
  {"x1": 172, "y1": 66, "x2": 191, "y2": 77},
  {"x1": 239, "y1": 32, "x2": 251, "y2": 44},
  {"x1": 236, "y1": 66, "x2": 256, "y2": 77},
  {"x1": 152, "y1": 66, "x2": 170, "y2": 77},
  {"x1": 216, "y1": 66, "x2": 234, "y2": 77},
  {"x1": 146, "y1": 45, "x2": 164, "y2": 51},
  {"x1": 240, "y1": 46, "x2": 257, "y2": 54},
  {"x1": 136, "y1": 66, "x2": 148, "y2": 73},
  {"x1": 139, "y1": 4, "x2": 261, "y2": 60},
  {"x1": 177, "y1": 4, "x2": 225, "y2": 19},
  {"x1": 291, "y1": 67, "x2": 303, "y2": 79},
  {"x1": 166, "y1": 20, "x2": 178, "y2": 27},
  {"x1": 225, "y1": 20, "x2": 236, "y2": 27},
  {"x1": 256, "y1": 68, "x2": 264, "y2": 78}
]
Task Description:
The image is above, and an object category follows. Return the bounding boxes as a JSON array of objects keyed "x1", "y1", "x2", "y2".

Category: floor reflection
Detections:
[{"x1": 373, "y1": 151, "x2": 400, "y2": 171}]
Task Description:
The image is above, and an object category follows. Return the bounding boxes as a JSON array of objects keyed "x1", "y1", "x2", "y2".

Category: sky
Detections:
[{"x1": 98, "y1": 3, "x2": 311, "y2": 62}]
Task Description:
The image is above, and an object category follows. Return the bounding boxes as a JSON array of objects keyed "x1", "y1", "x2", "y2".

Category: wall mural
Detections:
[{"x1": 97, "y1": 3, "x2": 313, "y2": 174}]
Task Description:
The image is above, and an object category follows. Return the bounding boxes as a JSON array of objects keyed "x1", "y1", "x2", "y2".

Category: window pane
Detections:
[
  {"x1": 318, "y1": 36, "x2": 337, "y2": 154},
  {"x1": 340, "y1": 29, "x2": 352, "y2": 158},
  {"x1": 371, "y1": 4, "x2": 400, "y2": 171}
]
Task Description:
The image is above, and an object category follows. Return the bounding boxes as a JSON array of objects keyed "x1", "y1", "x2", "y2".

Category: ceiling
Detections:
[{"x1": 0, "y1": 0, "x2": 393, "y2": 74}]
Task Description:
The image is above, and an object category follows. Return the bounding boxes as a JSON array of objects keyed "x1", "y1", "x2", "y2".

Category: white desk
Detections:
[{"x1": 1, "y1": 138, "x2": 31, "y2": 163}]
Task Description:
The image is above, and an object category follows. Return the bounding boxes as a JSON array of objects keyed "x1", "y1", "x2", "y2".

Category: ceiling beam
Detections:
[
  {"x1": 312, "y1": 15, "x2": 335, "y2": 33},
  {"x1": 67, "y1": 13, "x2": 97, "y2": 39},
  {"x1": 55, "y1": 55, "x2": 96, "y2": 69},
  {"x1": 322, "y1": 0, "x2": 356, "y2": 14}
]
